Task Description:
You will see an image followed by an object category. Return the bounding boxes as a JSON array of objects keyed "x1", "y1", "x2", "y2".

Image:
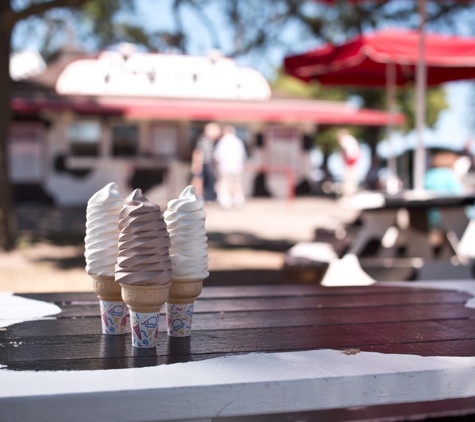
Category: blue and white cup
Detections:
[
  {"x1": 100, "y1": 301, "x2": 127, "y2": 335},
  {"x1": 129, "y1": 310, "x2": 161, "y2": 348},
  {"x1": 166, "y1": 303, "x2": 194, "y2": 337}
]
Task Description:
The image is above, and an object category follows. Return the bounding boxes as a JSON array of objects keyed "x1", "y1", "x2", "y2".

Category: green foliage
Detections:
[
  {"x1": 272, "y1": 70, "x2": 347, "y2": 101},
  {"x1": 347, "y1": 86, "x2": 448, "y2": 147},
  {"x1": 80, "y1": 0, "x2": 135, "y2": 48},
  {"x1": 315, "y1": 127, "x2": 339, "y2": 154},
  {"x1": 271, "y1": 76, "x2": 393, "y2": 155},
  {"x1": 397, "y1": 85, "x2": 449, "y2": 133},
  {"x1": 345, "y1": 85, "x2": 448, "y2": 136}
]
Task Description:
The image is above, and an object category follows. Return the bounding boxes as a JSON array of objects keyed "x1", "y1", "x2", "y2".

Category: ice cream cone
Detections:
[
  {"x1": 91, "y1": 274, "x2": 127, "y2": 335},
  {"x1": 121, "y1": 283, "x2": 170, "y2": 348},
  {"x1": 86, "y1": 183, "x2": 124, "y2": 335},
  {"x1": 166, "y1": 278, "x2": 203, "y2": 337}
]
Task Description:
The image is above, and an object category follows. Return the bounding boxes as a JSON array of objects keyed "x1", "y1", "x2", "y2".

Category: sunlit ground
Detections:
[{"x1": 0, "y1": 198, "x2": 357, "y2": 293}]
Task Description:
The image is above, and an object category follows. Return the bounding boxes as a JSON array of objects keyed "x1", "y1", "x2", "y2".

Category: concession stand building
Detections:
[{"x1": 9, "y1": 46, "x2": 402, "y2": 206}]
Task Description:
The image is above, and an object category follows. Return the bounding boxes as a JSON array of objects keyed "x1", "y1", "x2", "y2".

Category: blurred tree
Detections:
[
  {"x1": 1, "y1": 1, "x2": 91, "y2": 251},
  {"x1": 2, "y1": 0, "x2": 218, "y2": 251},
  {"x1": 0, "y1": 0, "x2": 145, "y2": 251},
  {"x1": 217, "y1": 0, "x2": 475, "y2": 57},
  {"x1": 1, "y1": 0, "x2": 228, "y2": 250}
]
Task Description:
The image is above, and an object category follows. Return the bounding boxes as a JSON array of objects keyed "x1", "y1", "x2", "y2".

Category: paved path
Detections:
[{"x1": 205, "y1": 198, "x2": 354, "y2": 243}]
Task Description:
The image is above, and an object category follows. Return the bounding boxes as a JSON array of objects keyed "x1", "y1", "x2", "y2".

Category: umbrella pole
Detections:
[
  {"x1": 386, "y1": 62, "x2": 398, "y2": 193},
  {"x1": 414, "y1": 0, "x2": 427, "y2": 191}
]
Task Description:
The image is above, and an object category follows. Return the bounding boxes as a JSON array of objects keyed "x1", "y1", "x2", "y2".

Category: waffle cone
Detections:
[
  {"x1": 91, "y1": 274, "x2": 122, "y2": 302},
  {"x1": 168, "y1": 278, "x2": 203, "y2": 305},
  {"x1": 120, "y1": 283, "x2": 170, "y2": 313}
]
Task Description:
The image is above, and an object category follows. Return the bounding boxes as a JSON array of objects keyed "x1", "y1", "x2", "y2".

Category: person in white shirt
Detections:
[
  {"x1": 214, "y1": 126, "x2": 247, "y2": 209},
  {"x1": 337, "y1": 129, "x2": 360, "y2": 197}
]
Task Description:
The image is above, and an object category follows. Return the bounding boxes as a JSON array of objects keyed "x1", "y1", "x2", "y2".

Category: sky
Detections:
[{"x1": 11, "y1": 0, "x2": 475, "y2": 162}]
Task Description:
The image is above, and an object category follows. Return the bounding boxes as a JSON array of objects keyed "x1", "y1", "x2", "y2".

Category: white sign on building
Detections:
[{"x1": 56, "y1": 50, "x2": 271, "y2": 101}]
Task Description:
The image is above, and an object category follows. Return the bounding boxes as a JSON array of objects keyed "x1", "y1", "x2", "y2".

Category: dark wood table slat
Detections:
[
  {"x1": 4, "y1": 339, "x2": 475, "y2": 372},
  {"x1": 194, "y1": 291, "x2": 471, "y2": 312},
  {"x1": 2, "y1": 319, "x2": 474, "y2": 366},
  {"x1": 52, "y1": 291, "x2": 471, "y2": 318},
  {"x1": 2, "y1": 303, "x2": 474, "y2": 338},
  {"x1": 3, "y1": 285, "x2": 474, "y2": 376},
  {"x1": 360, "y1": 339, "x2": 475, "y2": 357},
  {"x1": 17, "y1": 285, "x2": 453, "y2": 303}
]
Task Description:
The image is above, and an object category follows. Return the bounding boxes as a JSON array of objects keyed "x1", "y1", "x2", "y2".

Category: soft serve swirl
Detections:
[
  {"x1": 164, "y1": 185, "x2": 209, "y2": 279},
  {"x1": 85, "y1": 183, "x2": 123, "y2": 277},
  {"x1": 115, "y1": 189, "x2": 172, "y2": 286}
]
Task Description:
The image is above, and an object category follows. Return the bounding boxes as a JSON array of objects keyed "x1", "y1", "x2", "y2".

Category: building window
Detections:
[
  {"x1": 9, "y1": 123, "x2": 45, "y2": 182},
  {"x1": 150, "y1": 125, "x2": 178, "y2": 157},
  {"x1": 68, "y1": 121, "x2": 100, "y2": 156},
  {"x1": 235, "y1": 126, "x2": 249, "y2": 143},
  {"x1": 189, "y1": 124, "x2": 204, "y2": 147},
  {"x1": 112, "y1": 125, "x2": 138, "y2": 156}
]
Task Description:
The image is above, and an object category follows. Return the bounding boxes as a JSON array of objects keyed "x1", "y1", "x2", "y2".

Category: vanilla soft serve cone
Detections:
[
  {"x1": 164, "y1": 185, "x2": 208, "y2": 337},
  {"x1": 116, "y1": 189, "x2": 172, "y2": 348},
  {"x1": 85, "y1": 183, "x2": 127, "y2": 335}
]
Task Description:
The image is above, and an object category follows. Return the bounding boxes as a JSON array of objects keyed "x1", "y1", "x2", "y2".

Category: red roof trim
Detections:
[{"x1": 11, "y1": 97, "x2": 404, "y2": 126}]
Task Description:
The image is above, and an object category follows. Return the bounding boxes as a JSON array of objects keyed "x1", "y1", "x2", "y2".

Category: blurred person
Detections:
[
  {"x1": 337, "y1": 129, "x2": 360, "y2": 196},
  {"x1": 454, "y1": 154, "x2": 472, "y2": 182},
  {"x1": 425, "y1": 151, "x2": 468, "y2": 228},
  {"x1": 456, "y1": 137, "x2": 475, "y2": 187},
  {"x1": 424, "y1": 151, "x2": 464, "y2": 195},
  {"x1": 191, "y1": 122, "x2": 221, "y2": 202},
  {"x1": 364, "y1": 156, "x2": 382, "y2": 191},
  {"x1": 214, "y1": 125, "x2": 247, "y2": 209}
]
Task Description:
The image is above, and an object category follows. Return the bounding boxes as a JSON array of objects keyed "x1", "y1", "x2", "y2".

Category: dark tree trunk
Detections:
[
  {"x1": 0, "y1": 0, "x2": 89, "y2": 251},
  {"x1": 0, "y1": 3, "x2": 15, "y2": 251}
]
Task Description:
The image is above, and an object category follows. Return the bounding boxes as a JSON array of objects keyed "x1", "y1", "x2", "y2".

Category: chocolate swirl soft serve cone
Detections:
[
  {"x1": 85, "y1": 183, "x2": 126, "y2": 335},
  {"x1": 164, "y1": 185, "x2": 208, "y2": 337},
  {"x1": 116, "y1": 189, "x2": 172, "y2": 348}
]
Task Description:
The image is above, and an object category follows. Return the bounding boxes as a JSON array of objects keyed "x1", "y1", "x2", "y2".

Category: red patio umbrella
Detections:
[
  {"x1": 285, "y1": 29, "x2": 475, "y2": 189},
  {"x1": 285, "y1": 29, "x2": 475, "y2": 86},
  {"x1": 312, "y1": 0, "x2": 474, "y2": 190}
]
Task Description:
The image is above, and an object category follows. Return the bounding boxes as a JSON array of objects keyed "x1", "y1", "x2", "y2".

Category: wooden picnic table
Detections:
[
  {"x1": 1, "y1": 280, "x2": 475, "y2": 422},
  {"x1": 348, "y1": 193, "x2": 475, "y2": 259}
]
